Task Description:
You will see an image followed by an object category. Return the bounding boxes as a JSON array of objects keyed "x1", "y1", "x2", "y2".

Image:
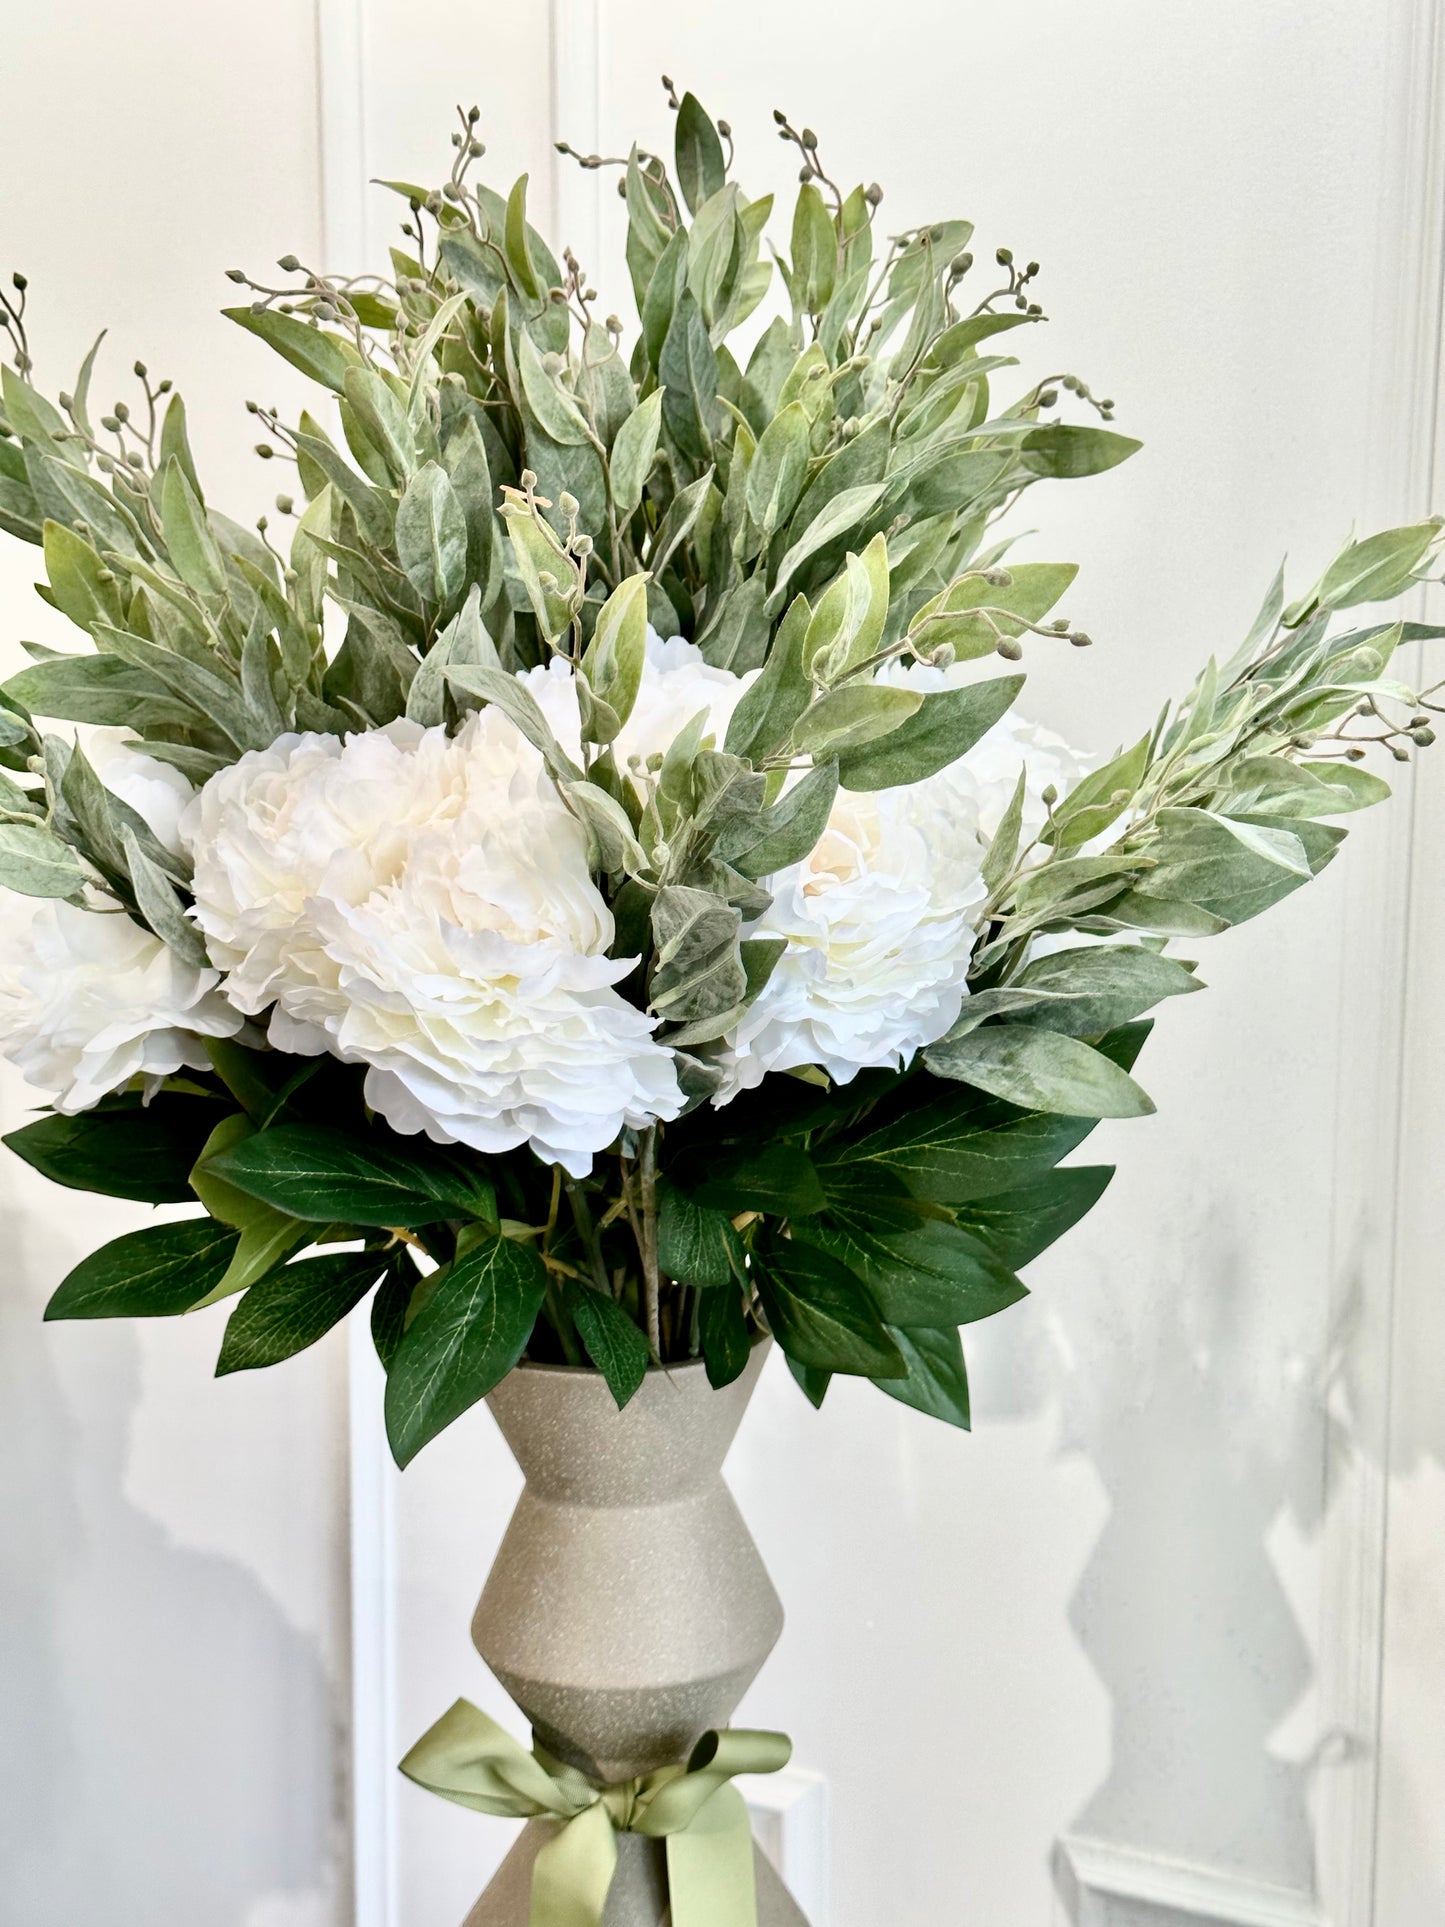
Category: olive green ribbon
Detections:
[{"x1": 399, "y1": 1699, "x2": 791, "y2": 1927}]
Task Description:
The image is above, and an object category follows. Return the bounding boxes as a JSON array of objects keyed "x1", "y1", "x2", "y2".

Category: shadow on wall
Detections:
[
  {"x1": 973, "y1": 1203, "x2": 1338, "y2": 1909},
  {"x1": 0, "y1": 1206, "x2": 342, "y2": 1925}
]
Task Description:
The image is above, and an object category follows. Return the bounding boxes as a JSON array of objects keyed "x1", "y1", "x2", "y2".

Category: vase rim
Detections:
[{"x1": 510, "y1": 1333, "x2": 770, "y2": 1383}]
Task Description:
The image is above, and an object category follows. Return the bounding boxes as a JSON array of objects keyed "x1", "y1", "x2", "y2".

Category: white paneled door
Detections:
[{"x1": 2, "y1": 3, "x2": 1444, "y2": 1924}]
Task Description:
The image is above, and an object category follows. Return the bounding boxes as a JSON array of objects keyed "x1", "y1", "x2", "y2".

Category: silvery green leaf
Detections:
[
  {"x1": 1018, "y1": 424, "x2": 1142, "y2": 479},
  {"x1": 160, "y1": 458, "x2": 227, "y2": 599},
  {"x1": 838, "y1": 673, "x2": 1024, "y2": 792},
  {"x1": 404, "y1": 290, "x2": 469, "y2": 419},
  {"x1": 790, "y1": 182, "x2": 838, "y2": 315},
  {"x1": 696, "y1": 575, "x2": 769, "y2": 673},
  {"x1": 718, "y1": 758, "x2": 839, "y2": 880},
  {"x1": 157, "y1": 391, "x2": 202, "y2": 499},
  {"x1": 1010, "y1": 944, "x2": 1201, "y2": 1037},
  {"x1": 659, "y1": 289, "x2": 721, "y2": 464},
  {"x1": 501, "y1": 504, "x2": 575, "y2": 642},
  {"x1": 908, "y1": 561, "x2": 1079, "y2": 662},
  {"x1": 650, "y1": 885, "x2": 745, "y2": 1024},
  {"x1": 293, "y1": 429, "x2": 394, "y2": 547},
  {"x1": 241, "y1": 624, "x2": 286, "y2": 742},
  {"x1": 577, "y1": 324, "x2": 636, "y2": 448},
  {"x1": 407, "y1": 585, "x2": 499, "y2": 727},
  {"x1": 648, "y1": 471, "x2": 715, "y2": 580},
  {"x1": 745, "y1": 401, "x2": 811, "y2": 540},
  {"x1": 1045, "y1": 734, "x2": 1150, "y2": 848},
  {"x1": 580, "y1": 574, "x2": 649, "y2": 740},
  {"x1": 1221, "y1": 561, "x2": 1286, "y2": 678},
  {"x1": 1215, "y1": 753, "x2": 1385, "y2": 819},
  {"x1": 1317, "y1": 520, "x2": 1442, "y2": 612},
  {"x1": 0, "y1": 820, "x2": 88, "y2": 898},
  {"x1": 35, "y1": 453, "x2": 144, "y2": 556},
  {"x1": 1130, "y1": 807, "x2": 1322, "y2": 927},
  {"x1": 925, "y1": 1025, "x2": 1155, "y2": 1119},
  {"x1": 120, "y1": 826, "x2": 209, "y2": 968},
  {"x1": 4, "y1": 653, "x2": 192, "y2": 729},
  {"x1": 395, "y1": 462, "x2": 468, "y2": 607},
  {"x1": 610, "y1": 389, "x2": 664, "y2": 520},
  {"x1": 674, "y1": 92, "x2": 727, "y2": 217},
  {"x1": 91, "y1": 624, "x2": 256, "y2": 749},
  {"x1": 1, "y1": 364, "x2": 71, "y2": 445},
  {"x1": 724, "y1": 593, "x2": 812, "y2": 761},
  {"x1": 766, "y1": 483, "x2": 888, "y2": 615},
  {"x1": 517, "y1": 330, "x2": 592, "y2": 447},
  {"x1": 342, "y1": 366, "x2": 416, "y2": 484},
  {"x1": 223, "y1": 306, "x2": 355, "y2": 393},
  {"x1": 561, "y1": 779, "x2": 649, "y2": 876},
  {"x1": 982, "y1": 769, "x2": 1028, "y2": 895},
  {"x1": 443, "y1": 664, "x2": 582, "y2": 782},
  {"x1": 42, "y1": 520, "x2": 124, "y2": 635},
  {"x1": 740, "y1": 316, "x2": 800, "y2": 436},
  {"x1": 641, "y1": 225, "x2": 690, "y2": 374},
  {"x1": 789, "y1": 683, "x2": 921, "y2": 758},
  {"x1": 806, "y1": 534, "x2": 890, "y2": 682},
  {"x1": 788, "y1": 418, "x2": 889, "y2": 547}
]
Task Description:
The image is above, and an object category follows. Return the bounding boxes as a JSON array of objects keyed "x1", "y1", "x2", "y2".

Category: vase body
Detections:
[{"x1": 462, "y1": 1341, "x2": 808, "y2": 1926}]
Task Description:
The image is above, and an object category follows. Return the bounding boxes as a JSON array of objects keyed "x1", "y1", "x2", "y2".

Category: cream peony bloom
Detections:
[
  {"x1": 521, "y1": 629, "x2": 752, "y2": 768},
  {"x1": 0, "y1": 897, "x2": 241, "y2": 1113},
  {"x1": 87, "y1": 731, "x2": 197, "y2": 856},
  {"x1": 185, "y1": 710, "x2": 682, "y2": 1177},
  {"x1": 716, "y1": 669, "x2": 1088, "y2": 1099}
]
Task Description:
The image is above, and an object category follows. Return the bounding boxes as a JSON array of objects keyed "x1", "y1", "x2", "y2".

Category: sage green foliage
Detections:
[{"x1": 3, "y1": 91, "x2": 1443, "y2": 1460}]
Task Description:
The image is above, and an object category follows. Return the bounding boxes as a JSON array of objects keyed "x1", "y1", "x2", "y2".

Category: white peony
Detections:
[
  {"x1": 716, "y1": 667, "x2": 1088, "y2": 1099},
  {"x1": 521, "y1": 629, "x2": 752, "y2": 769},
  {"x1": 87, "y1": 731, "x2": 197, "y2": 855},
  {"x1": 0, "y1": 897, "x2": 241, "y2": 1113},
  {"x1": 185, "y1": 708, "x2": 683, "y2": 1177}
]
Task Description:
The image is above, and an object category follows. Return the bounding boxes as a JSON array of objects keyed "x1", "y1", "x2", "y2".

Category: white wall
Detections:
[
  {"x1": 0, "y1": 9, "x2": 352, "y2": 1926},
  {"x1": 2, "y1": 4, "x2": 1443, "y2": 1925}
]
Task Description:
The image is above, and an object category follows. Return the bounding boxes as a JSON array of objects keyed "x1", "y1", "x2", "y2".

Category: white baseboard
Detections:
[
  {"x1": 1057, "y1": 1836, "x2": 1323, "y2": 1927},
  {"x1": 745, "y1": 1768, "x2": 831, "y2": 1925}
]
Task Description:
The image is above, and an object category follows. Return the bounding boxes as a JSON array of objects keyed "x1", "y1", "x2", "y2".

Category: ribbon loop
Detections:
[{"x1": 399, "y1": 1699, "x2": 791, "y2": 1927}]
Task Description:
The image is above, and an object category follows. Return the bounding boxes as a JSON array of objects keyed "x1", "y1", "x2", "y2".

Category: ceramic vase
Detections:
[{"x1": 462, "y1": 1340, "x2": 808, "y2": 1926}]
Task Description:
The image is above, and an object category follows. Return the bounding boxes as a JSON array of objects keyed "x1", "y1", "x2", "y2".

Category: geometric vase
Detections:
[{"x1": 461, "y1": 1340, "x2": 809, "y2": 1924}]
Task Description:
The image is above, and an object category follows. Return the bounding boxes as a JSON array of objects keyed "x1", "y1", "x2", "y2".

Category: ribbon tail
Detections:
[
  {"x1": 665, "y1": 1783, "x2": 758, "y2": 1927},
  {"x1": 530, "y1": 1801, "x2": 618, "y2": 1927}
]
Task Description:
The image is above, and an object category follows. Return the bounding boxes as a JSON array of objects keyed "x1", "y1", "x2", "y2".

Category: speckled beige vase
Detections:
[{"x1": 463, "y1": 1340, "x2": 809, "y2": 1926}]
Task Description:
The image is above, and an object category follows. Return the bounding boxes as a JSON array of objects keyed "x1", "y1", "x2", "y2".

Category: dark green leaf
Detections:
[
  {"x1": 787, "y1": 1355, "x2": 833, "y2": 1408},
  {"x1": 699, "y1": 1286, "x2": 753, "y2": 1389},
  {"x1": 692, "y1": 1143, "x2": 826, "y2": 1218},
  {"x1": 657, "y1": 1179, "x2": 745, "y2": 1286},
  {"x1": 3, "y1": 1095, "x2": 226, "y2": 1203},
  {"x1": 795, "y1": 1203, "x2": 1025, "y2": 1328},
  {"x1": 954, "y1": 1165, "x2": 1114, "y2": 1269},
  {"x1": 384, "y1": 1231, "x2": 547, "y2": 1465},
  {"x1": 757, "y1": 1239, "x2": 904, "y2": 1376},
  {"x1": 567, "y1": 1284, "x2": 651, "y2": 1408},
  {"x1": 45, "y1": 1217, "x2": 239, "y2": 1320},
  {"x1": 217, "y1": 1249, "x2": 391, "y2": 1374},
  {"x1": 371, "y1": 1250, "x2": 420, "y2": 1372},
  {"x1": 203, "y1": 1122, "x2": 496, "y2": 1227},
  {"x1": 872, "y1": 1325, "x2": 970, "y2": 1428},
  {"x1": 659, "y1": 290, "x2": 721, "y2": 463}
]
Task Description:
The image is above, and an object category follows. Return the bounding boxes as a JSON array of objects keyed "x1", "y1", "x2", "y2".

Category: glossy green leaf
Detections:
[
  {"x1": 203, "y1": 1122, "x2": 496, "y2": 1227},
  {"x1": 567, "y1": 1283, "x2": 651, "y2": 1408},
  {"x1": 699, "y1": 1286, "x2": 753, "y2": 1389},
  {"x1": 385, "y1": 1231, "x2": 547, "y2": 1465},
  {"x1": 872, "y1": 1326, "x2": 970, "y2": 1427},
  {"x1": 217, "y1": 1249, "x2": 391, "y2": 1374},
  {"x1": 3, "y1": 1094, "x2": 226, "y2": 1203},
  {"x1": 657, "y1": 1180, "x2": 745, "y2": 1287},
  {"x1": 954, "y1": 1165, "x2": 1115, "y2": 1269},
  {"x1": 45, "y1": 1217, "x2": 239, "y2": 1320},
  {"x1": 757, "y1": 1240, "x2": 904, "y2": 1377}
]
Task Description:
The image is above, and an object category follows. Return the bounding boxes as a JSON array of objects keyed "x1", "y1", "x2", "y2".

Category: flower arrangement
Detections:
[{"x1": 0, "y1": 86, "x2": 1440, "y2": 1471}]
